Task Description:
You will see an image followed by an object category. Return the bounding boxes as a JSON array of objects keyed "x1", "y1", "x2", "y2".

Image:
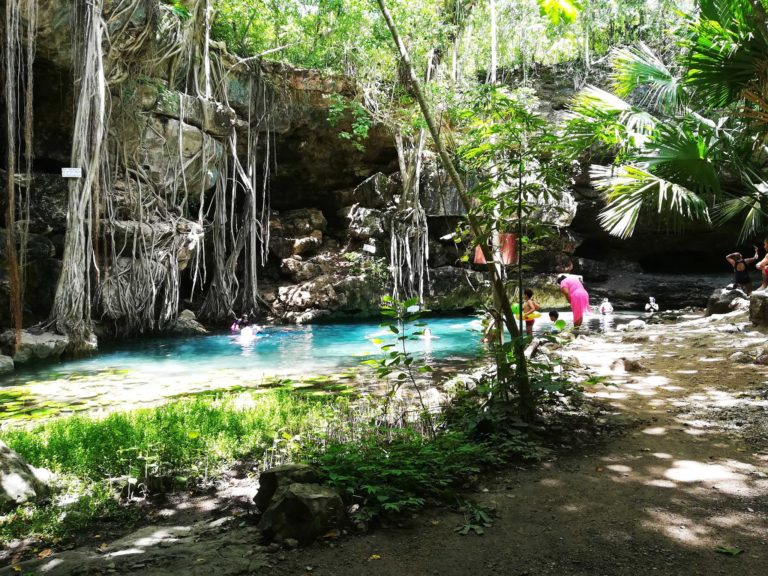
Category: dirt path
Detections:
[
  {"x1": 270, "y1": 312, "x2": 768, "y2": 576},
  {"x1": 4, "y1": 311, "x2": 766, "y2": 575}
]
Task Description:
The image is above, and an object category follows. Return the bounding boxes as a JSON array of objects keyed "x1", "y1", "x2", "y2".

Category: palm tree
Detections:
[{"x1": 562, "y1": 0, "x2": 768, "y2": 241}]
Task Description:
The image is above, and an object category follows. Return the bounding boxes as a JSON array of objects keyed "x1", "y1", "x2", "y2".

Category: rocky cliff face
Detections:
[
  {"x1": 0, "y1": 1, "x2": 735, "y2": 352},
  {"x1": 0, "y1": 0, "x2": 492, "y2": 346}
]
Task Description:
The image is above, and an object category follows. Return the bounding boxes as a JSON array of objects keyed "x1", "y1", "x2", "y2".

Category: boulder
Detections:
[
  {"x1": 707, "y1": 288, "x2": 749, "y2": 316},
  {"x1": 1, "y1": 330, "x2": 69, "y2": 364},
  {"x1": 257, "y1": 482, "x2": 345, "y2": 545},
  {"x1": 0, "y1": 355, "x2": 13, "y2": 374},
  {"x1": 1, "y1": 440, "x2": 51, "y2": 510},
  {"x1": 427, "y1": 267, "x2": 490, "y2": 311},
  {"x1": 273, "y1": 209, "x2": 327, "y2": 238},
  {"x1": 254, "y1": 464, "x2": 320, "y2": 512},
  {"x1": 750, "y1": 291, "x2": 768, "y2": 326},
  {"x1": 338, "y1": 205, "x2": 388, "y2": 241},
  {"x1": 171, "y1": 310, "x2": 208, "y2": 336},
  {"x1": 280, "y1": 258, "x2": 325, "y2": 283},
  {"x1": 351, "y1": 173, "x2": 392, "y2": 209},
  {"x1": 755, "y1": 347, "x2": 768, "y2": 366},
  {"x1": 626, "y1": 319, "x2": 647, "y2": 331}
]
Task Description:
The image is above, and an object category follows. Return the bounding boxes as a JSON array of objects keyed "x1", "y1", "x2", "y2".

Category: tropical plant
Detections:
[{"x1": 562, "y1": 0, "x2": 768, "y2": 241}]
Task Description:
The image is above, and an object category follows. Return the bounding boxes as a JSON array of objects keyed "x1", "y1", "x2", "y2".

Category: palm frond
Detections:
[
  {"x1": 714, "y1": 192, "x2": 768, "y2": 241},
  {"x1": 611, "y1": 43, "x2": 687, "y2": 114},
  {"x1": 637, "y1": 120, "x2": 722, "y2": 195},
  {"x1": 591, "y1": 164, "x2": 711, "y2": 238},
  {"x1": 683, "y1": 0, "x2": 768, "y2": 109},
  {"x1": 561, "y1": 86, "x2": 658, "y2": 158}
]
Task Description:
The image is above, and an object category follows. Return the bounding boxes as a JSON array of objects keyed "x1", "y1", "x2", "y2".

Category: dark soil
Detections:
[{"x1": 268, "y1": 313, "x2": 768, "y2": 576}]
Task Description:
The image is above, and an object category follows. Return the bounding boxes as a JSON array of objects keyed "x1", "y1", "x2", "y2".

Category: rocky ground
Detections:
[{"x1": 3, "y1": 309, "x2": 768, "y2": 575}]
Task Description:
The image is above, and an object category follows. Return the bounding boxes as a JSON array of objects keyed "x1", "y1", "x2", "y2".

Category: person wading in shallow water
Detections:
[
  {"x1": 522, "y1": 289, "x2": 542, "y2": 338},
  {"x1": 726, "y1": 246, "x2": 759, "y2": 294},
  {"x1": 557, "y1": 274, "x2": 591, "y2": 328}
]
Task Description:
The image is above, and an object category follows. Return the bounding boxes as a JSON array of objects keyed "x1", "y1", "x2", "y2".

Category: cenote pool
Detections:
[{"x1": 0, "y1": 312, "x2": 641, "y2": 422}]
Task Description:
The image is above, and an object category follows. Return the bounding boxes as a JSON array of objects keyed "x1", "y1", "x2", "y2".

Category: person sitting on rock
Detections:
[
  {"x1": 726, "y1": 246, "x2": 758, "y2": 294},
  {"x1": 645, "y1": 297, "x2": 659, "y2": 314},
  {"x1": 598, "y1": 298, "x2": 614, "y2": 315},
  {"x1": 755, "y1": 238, "x2": 768, "y2": 292}
]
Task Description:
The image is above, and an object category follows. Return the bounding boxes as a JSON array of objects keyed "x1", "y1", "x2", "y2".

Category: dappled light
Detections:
[{"x1": 2, "y1": 0, "x2": 768, "y2": 575}]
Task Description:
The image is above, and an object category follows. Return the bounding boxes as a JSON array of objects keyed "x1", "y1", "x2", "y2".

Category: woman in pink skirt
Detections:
[{"x1": 557, "y1": 274, "x2": 591, "y2": 328}]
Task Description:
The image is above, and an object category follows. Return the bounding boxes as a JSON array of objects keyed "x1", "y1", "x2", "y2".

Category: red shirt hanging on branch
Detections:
[{"x1": 474, "y1": 233, "x2": 517, "y2": 265}]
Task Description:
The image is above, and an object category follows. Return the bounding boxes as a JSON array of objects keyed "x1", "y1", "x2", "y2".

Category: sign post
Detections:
[{"x1": 61, "y1": 167, "x2": 82, "y2": 178}]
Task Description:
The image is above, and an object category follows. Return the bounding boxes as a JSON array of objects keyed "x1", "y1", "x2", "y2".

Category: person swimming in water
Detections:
[
  {"x1": 231, "y1": 313, "x2": 252, "y2": 333},
  {"x1": 727, "y1": 246, "x2": 759, "y2": 294},
  {"x1": 598, "y1": 298, "x2": 614, "y2": 315},
  {"x1": 645, "y1": 297, "x2": 659, "y2": 314}
]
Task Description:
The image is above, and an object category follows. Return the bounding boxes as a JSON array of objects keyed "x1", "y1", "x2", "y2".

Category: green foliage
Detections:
[
  {"x1": 316, "y1": 429, "x2": 484, "y2": 521},
  {"x1": 326, "y1": 94, "x2": 372, "y2": 152},
  {"x1": 454, "y1": 499, "x2": 495, "y2": 536},
  {"x1": 363, "y1": 296, "x2": 436, "y2": 434},
  {"x1": 0, "y1": 390, "x2": 342, "y2": 542},
  {"x1": 343, "y1": 252, "x2": 390, "y2": 285},
  {"x1": 562, "y1": 0, "x2": 768, "y2": 241},
  {"x1": 162, "y1": 0, "x2": 191, "y2": 21}
]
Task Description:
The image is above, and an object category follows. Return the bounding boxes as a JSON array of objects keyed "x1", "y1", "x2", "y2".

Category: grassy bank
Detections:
[
  {"x1": 1, "y1": 380, "x2": 549, "y2": 546},
  {"x1": 0, "y1": 390, "x2": 344, "y2": 543}
]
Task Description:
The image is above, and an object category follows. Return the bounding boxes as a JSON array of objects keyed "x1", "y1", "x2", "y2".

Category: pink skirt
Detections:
[{"x1": 570, "y1": 286, "x2": 591, "y2": 323}]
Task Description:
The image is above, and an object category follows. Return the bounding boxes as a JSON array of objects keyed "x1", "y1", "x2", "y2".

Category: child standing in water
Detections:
[{"x1": 522, "y1": 289, "x2": 541, "y2": 337}]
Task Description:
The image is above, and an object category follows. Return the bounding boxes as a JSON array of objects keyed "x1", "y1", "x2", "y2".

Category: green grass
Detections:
[
  {"x1": 0, "y1": 390, "x2": 345, "y2": 544},
  {"x1": 2, "y1": 390, "x2": 342, "y2": 481}
]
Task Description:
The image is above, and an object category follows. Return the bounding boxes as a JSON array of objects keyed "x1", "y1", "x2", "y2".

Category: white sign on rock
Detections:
[
  {"x1": 362, "y1": 243, "x2": 377, "y2": 254},
  {"x1": 61, "y1": 167, "x2": 82, "y2": 178}
]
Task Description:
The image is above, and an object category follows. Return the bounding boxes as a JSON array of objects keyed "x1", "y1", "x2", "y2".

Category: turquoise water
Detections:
[
  {"x1": 0, "y1": 312, "x2": 645, "y2": 420},
  {"x1": 0, "y1": 317, "x2": 485, "y2": 389}
]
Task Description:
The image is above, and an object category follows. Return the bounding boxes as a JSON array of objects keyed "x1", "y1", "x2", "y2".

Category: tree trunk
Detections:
[{"x1": 375, "y1": 0, "x2": 536, "y2": 421}]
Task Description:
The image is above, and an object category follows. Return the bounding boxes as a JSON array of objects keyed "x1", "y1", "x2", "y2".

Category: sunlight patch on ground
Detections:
[
  {"x1": 664, "y1": 460, "x2": 743, "y2": 485},
  {"x1": 653, "y1": 452, "x2": 673, "y2": 459},
  {"x1": 675, "y1": 370, "x2": 698, "y2": 374},
  {"x1": 642, "y1": 510, "x2": 712, "y2": 546},
  {"x1": 539, "y1": 478, "x2": 562, "y2": 487},
  {"x1": 606, "y1": 464, "x2": 632, "y2": 474},
  {"x1": 697, "y1": 357, "x2": 724, "y2": 363},
  {"x1": 643, "y1": 479, "x2": 677, "y2": 488},
  {"x1": 642, "y1": 427, "x2": 667, "y2": 436}
]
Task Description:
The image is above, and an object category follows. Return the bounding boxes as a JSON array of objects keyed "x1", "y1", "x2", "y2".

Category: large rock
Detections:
[
  {"x1": 708, "y1": 288, "x2": 748, "y2": 316},
  {"x1": 0, "y1": 355, "x2": 14, "y2": 374},
  {"x1": 280, "y1": 257, "x2": 326, "y2": 283},
  {"x1": 427, "y1": 266, "x2": 490, "y2": 311},
  {"x1": 351, "y1": 173, "x2": 392, "y2": 209},
  {"x1": 0, "y1": 330, "x2": 69, "y2": 365},
  {"x1": 137, "y1": 116, "x2": 224, "y2": 197},
  {"x1": 274, "y1": 209, "x2": 328, "y2": 237},
  {"x1": 1, "y1": 440, "x2": 51, "y2": 510},
  {"x1": 254, "y1": 464, "x2": 320, "y2": 512},
  {"x1": 257, "y1": 482, "x2": 345, "y2": 545},
  {"x1": 338, "y1": 205, "x2": 388, "y2": 241},
  {"x1": 750, "y1": 291, "x2": 768, "y2": 325},
  {"x1": 171, "y1": 310, "x2": 208, "y2": 336}
]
